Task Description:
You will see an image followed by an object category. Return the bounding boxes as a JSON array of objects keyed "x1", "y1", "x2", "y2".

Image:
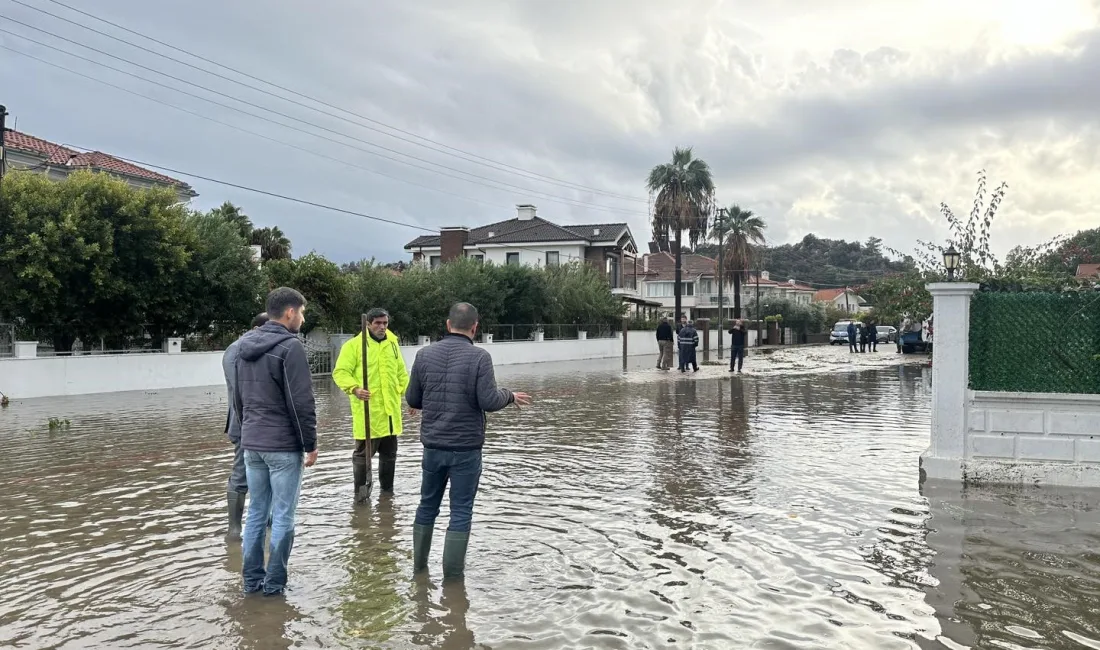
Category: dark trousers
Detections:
[
  {"x1": 227, "y1": 438, "x2": 248, "y2": 493},
  {"x1": 730, "y1": 345, "x2": 745, "y2": 371},
  {"x1": 679, "y1": 345, "x2": 698, "y2": 371},
  {"x1": 353, "y1": 435, "x2": 398, "y2": 491},
  {"x1": 849, "y1": 336, "x2": 857, "y2": 352},
  {"x1": 415, "y1": 448, "x2": 482, "y2": 533}
]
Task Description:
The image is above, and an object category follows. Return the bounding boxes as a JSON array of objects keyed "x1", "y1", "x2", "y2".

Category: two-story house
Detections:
[
  {"x1": 812, "y1": 288, "x2": 869, "y2": 314},
  {"x1": 404, "y1": 204, "x2": 660, "y2": 315},
  {"x1": 638, "y1": 250, "x2": 816, "y2": 321},
  {"x1": 3, "y1": 129, "x2": 197, "y2": 202}
]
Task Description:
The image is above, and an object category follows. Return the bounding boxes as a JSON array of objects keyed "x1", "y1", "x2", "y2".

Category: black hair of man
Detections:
[
  {"x1": 448, "y1": 302, "x2": 479, "y2": 331},
  {"x1": 366, "y1": 307, "x2": 390, "y2": 323},
  {"x1": 266, "y1": 287, "x2": 307, "y2": 319},
  {"x1": 251, "y1": 312, "x2": 270, "y2": 328}
]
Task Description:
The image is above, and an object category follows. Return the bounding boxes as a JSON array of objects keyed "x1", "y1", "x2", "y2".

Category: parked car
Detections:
[
  {"x1": 876, "y1": 325, "x2": 897, "y2": 343},
  {"x1": 829, "y1": 320, "x2": 860, "y2": 345}
]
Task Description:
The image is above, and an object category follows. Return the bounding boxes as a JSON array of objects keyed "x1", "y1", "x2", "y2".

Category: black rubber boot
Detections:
[
  {"x1": 442, "y1": 530, "x2": 469, "y2": 580},
  {"x1": 225, "y1": 491, "x2": 246, "y2": 542},
  {"x1": 379, "y1": 456, "x2": 396, "y2": 493},
  {"x1": 413, "y1": 524, "x2": 433, "y2": 573},
  {"x1": 353, "y1": 456, "x2": 371, "y2": 503}
]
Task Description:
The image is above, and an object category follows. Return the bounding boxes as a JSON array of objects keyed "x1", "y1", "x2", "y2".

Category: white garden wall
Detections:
[{"x1": 2, "y1": 331, "x2": 660, "y2": 400}]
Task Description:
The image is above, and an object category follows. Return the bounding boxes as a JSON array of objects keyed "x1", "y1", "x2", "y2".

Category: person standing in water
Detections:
[
  {"x1": 678, "y1": 317, "x2": 700, "y2": 373},
  {"x1": 221, "y1": 311, "x2": 268, "y2": 542},
  {"x1": 655, "y1": 316, "x2": 674, "y2": 370},
  {"x1": 405, "y1": 302, "x2": 531, "y2": 580},
  {"x1": 333, "y1": 308, "x2": 410, "y2": 502},
  {"x1": 728, "y1": 319, "x2": 747, "y2": 373}
]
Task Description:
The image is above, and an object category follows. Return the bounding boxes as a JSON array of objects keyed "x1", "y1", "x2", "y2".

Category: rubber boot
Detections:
[
  {"x1": 353, "y1": 456, "x2": 371, "y2": 503},
  {"x1": 442, "y1": 530, "x2": 469, "y2": 580},
  {"x1": 379, "y1": 456, "x2": 396, "y2": 494},
  {"x1": 225, "y1": 491, "x2": 246, "y2": 542},
  {"x1": 413, "y1": 524, "x2": 433, "y2": 573}
]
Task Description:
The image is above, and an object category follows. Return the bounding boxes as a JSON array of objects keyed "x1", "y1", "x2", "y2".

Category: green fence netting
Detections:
[{"x1": 969, "y1": 291, "x2": 1100, "y2": 394}]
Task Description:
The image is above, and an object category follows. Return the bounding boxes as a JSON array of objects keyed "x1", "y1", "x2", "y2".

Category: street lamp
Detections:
[{"x1": 943, "y1": 246, "x2": 961, "y2": 281}]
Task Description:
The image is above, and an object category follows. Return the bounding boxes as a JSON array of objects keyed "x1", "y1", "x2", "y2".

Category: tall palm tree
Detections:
[
  {"x1": 251, "y1": 226, "x2": 292, "y2": 261},
  {"x1": 210, "y1": 201, "x2": 253, "y2": 241},
  {"x1": 711, "y1": 205, "x2": 766, "y2": 318},
  {"x1": 646, "y1": 147, "x2": 715, "y2": 321}
]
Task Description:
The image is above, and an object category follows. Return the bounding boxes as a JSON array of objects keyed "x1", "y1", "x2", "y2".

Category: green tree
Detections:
[
  {"x1": 264, "y1": 252, "x2": 349, "y2": 334},
  {"x1": 647, "y1": 147, "x2": 715, "y2": 320},
  {"x1": 251, "y1": 225, "x2": 292, "y2": 262},
  {"x1": 862, "y1": 271, "x2": 934, "y2": 326},
  {"x1": 181, "y1": 211, "x2": 266, "y2": 341},
  {"x1": 712, "y1": 204, "x2": 766, "y2": 318},
  {"x1": 210, "y1": 201, "x2": 253, "y2": 240}
]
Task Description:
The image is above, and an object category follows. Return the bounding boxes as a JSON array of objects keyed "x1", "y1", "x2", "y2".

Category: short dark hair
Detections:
[
  {"x1": 448, "y1": 302, "x2": 479, "y2": 331},
  {"x1": 251, "y1": 312, "x2": 269, "y2": 328},
  {"x1": 366, "y1": 308, "x2": 389, "y2": 323},
  {"x1": 266, "y1": 287, "x2": 306, "y2": 319}
]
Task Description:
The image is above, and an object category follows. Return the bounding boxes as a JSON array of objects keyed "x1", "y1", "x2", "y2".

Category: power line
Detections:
[
  {"x1": 11, "y1": 0, "x2": 647, "y2": 204},
  {"x1": 0, "y1": 42, "x2": 515, "y2": 211},
  {"x1": 0, "y1": 13, "x2": 645, "y2": 217}
]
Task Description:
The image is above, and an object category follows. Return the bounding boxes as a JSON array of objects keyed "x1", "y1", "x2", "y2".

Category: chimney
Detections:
[
  {"x1": 516, "y1": 204, "x2": 537, "y2": 220},
  {"x1": 760, "y1": 270, "x2": 770, "y2": 281},
  {"x1": 643, "y1": 254, "x2": 649, "y2": 273},
  {"x1": 440, "y1": 227, "x2": 469, "y2": 263}
]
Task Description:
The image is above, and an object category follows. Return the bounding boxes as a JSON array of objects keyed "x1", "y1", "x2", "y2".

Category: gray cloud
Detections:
[{"x1": 1, "y1": 0, "x2": 1098, "y2": 265}]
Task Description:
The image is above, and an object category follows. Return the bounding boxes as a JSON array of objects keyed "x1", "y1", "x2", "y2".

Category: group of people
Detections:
[
  {"x1": 654, "y1": 315, "x2": 750, "y2": 374},
  {"x1": 222, "y1": 288, "x2": 530, "y2": 596},
  {"x1": 846, "y1": 320, "x2": 880, "y2": 353}
]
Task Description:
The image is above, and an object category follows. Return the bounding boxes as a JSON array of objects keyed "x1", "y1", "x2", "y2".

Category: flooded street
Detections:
[{"x1": 2, "y1": 347, "x2": 1099, "y2": 649}]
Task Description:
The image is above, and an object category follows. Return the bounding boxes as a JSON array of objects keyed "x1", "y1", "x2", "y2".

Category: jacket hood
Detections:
[{"x1": 238, "y1": 321, "x2": 298, "y2": 361}]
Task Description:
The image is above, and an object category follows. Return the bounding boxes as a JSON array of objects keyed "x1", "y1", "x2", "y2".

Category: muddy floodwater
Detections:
[{"x1": 2, "y1": 347, "x2": 1099, "y2": 649}]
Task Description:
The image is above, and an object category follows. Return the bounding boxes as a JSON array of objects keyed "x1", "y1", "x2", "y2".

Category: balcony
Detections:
[{"x1": 610, "y1": 275, "x2": 638, "y2": 295}]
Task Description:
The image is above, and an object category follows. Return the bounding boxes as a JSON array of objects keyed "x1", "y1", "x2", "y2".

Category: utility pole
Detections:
[
  {"x1": 844, "y1": 286, "x2": 851, "y2": 314},
  {"x1": 716, "y1": 207, "x2": 726, "y2": 359},
  {"x1": 755, "y1": 270, "x2": 762, "y2": 347},
  {"x1": 0, "y1": 104, "x2": 8, "y2": 188}
]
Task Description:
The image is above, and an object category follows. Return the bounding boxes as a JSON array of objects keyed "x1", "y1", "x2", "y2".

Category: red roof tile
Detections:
[
  {"x1": 1075, "y1": 264, "x2": 1100, "y2": 279},
  {"x1": 4, "y1": 129, "x2": 189, "y2": 187},
  {"x1": 814, "y1": 288, "x2": 847, "y2": 302}
]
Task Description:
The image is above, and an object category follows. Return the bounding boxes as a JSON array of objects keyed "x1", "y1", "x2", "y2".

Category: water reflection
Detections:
[{"x1": 0, "y1": 352, "x2": 1097, "y2": 648}]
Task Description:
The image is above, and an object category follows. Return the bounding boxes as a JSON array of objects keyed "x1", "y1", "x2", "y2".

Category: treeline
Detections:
[{"x1": 0, "y1": 171, "x2": 623, "y2": 351}]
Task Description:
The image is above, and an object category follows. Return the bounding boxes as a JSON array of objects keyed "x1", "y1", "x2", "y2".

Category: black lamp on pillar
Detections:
[{"x1": 943, "y1": 246, "x2": 961, "y2": 281}]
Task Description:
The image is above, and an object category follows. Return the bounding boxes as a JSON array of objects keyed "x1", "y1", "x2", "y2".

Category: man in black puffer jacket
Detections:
[{"x1": 405, "y1": 302, "x2": 532, "y2": 580}]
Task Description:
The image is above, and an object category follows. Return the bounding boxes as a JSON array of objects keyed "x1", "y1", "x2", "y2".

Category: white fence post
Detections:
[{"x1": 921, "y1": 282, "x2": 980, "y2": 481}]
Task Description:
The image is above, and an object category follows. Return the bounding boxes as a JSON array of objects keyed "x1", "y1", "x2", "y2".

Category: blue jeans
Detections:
[
  {"x1": 414, "y1": 448, "x2": 482, "y2": 533},
  {"x1": 242, "y1": 450, "x2": 304, "y2": 595}
]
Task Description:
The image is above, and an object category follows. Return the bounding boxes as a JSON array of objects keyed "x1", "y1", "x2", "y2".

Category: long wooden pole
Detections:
[
  {"x1": 622, "y1": 316, "x2": 628, "y2": 372},
  {"x1": 360, "y1": 314, "x2": 373, "y2": 496}
]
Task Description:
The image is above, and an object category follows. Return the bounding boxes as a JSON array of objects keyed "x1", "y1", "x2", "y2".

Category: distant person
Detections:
[
  {"x1": 405, "y1": 302, "x2": 531, "y2": 580},
  {"x1": 847, "y1": 321, "x2": 858, "y2": 353},
  {"x1": 678, "y1": 318, "x2": 700, "y2": 373},
  {"x1": 897, "y1": 319, "x2": 905, "y2": 353},
  {"x1": 728, "y1": 319, "x2": 747, "y2": 373},
  {"x1": 333, "y1": 308, "x2": 410, "y2": 502},
  {"x1": 859, "y1": 322, "x2": 870, "y2": 353},
  {"x1": 655, "y1": 317, "x2": 674, "y2": 371},
  {"x1": 233, "y1": 287, "x2": 318, "y2": 597},
  {"x1": 868, "y1": 322, "x2": 878, "y2": 352},
  {"x1": 221, "y1": 311, "x2": 269, "y2": 542}
]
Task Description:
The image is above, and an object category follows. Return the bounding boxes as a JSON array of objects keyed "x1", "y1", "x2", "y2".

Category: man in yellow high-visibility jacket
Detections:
[{"x1": 332, "y1": 308, "x2": 410, "y2": 502}]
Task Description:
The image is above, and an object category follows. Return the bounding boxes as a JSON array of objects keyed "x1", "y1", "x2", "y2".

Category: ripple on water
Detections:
[{"x1": 0, "y1": 351, "x2": 1098, "y2": 649}]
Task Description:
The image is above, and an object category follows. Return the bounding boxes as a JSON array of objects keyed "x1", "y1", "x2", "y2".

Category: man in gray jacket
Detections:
[
  {"x1": 405, "y1": 302, "x2": 531, "y2": 580},
  {"x1": 233, "y1": 287, "x2": 318, "y2": 596},
  {"x1": 222, "y1": 311, "x2": 269, "y2": 542}
]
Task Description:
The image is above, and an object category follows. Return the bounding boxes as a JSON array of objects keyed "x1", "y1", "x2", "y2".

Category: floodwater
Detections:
[{"x1": 2, "y1": 347, "x2": 1099, "y2": 649}]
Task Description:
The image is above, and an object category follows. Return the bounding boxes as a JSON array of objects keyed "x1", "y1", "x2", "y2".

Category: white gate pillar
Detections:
[{"x1": 920, "y1": 282, "x2": 980, "y2": 481}]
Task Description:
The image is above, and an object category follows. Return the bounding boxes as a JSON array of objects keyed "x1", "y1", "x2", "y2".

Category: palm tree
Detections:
[
  {"x1": 711, "y1": 205, "x2": 766, "y2": 318},
  {"x1": 251, "y1": 226, "x2": 292, "y2": 261},
  {"x1": 210, "y1": 201, "x2": 253, "y2": 241},
  {"x1": 646, "y1": 147, "x2": 715, "y2": 321}
]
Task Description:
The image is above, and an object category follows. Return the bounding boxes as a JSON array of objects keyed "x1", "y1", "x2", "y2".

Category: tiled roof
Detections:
[
  {"x1": 1076, "y1": 264, "x2": 1100, "y2": 279},
  {"x1": 405, "y1": 216, "x2": 631, "y2": 249},
  {"x1": 4, "y1": 129, "x2": 190, "y2": 187},
  {"x1": 640, "y1": 252, "x2": 716, "y2": 280},
  {"x1": 814, "y1": 288, "x2": 865, "y2": 303}
]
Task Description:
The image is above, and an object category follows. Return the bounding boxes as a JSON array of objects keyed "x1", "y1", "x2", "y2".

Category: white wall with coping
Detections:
[
  {"x1": 3, "y1": 331, "x2": 661, "y2": 400},
  {"x1": 921, "y1": 282, "x2": 1100, "y2": 487}
]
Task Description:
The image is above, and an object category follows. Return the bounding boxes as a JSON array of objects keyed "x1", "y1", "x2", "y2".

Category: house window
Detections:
[
  {"x1": 645, "y1": 282, "x2": 695, "y2": 298},
  {"x1": 429, "y1": 255, "x2": 441, "y2": 269},
  {"x1": 545, "y1": 251, "x2": 560, "y2": 267},
  {"x1": 681, "y1": 282, "x2": 695, "y2": 296},
  {"x1": 506, "y1": 252, "x2": 520, "y2": 266},
  {"x1": 469, "y1": 254, "x2": 484, "y2": 263},
  {"x1": 698, "y1": 278, "x2": 714, "y2": 294}
]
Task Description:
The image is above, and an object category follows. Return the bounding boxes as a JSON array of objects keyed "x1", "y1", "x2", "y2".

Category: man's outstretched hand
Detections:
[{"x1": 512, "y1": 392, "x2": 532, "y2": 407}]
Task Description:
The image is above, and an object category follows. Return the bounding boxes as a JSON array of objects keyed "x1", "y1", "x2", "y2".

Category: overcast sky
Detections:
[{"x1": 3, "y1": 0, "x2": 1099, "y2": 264}]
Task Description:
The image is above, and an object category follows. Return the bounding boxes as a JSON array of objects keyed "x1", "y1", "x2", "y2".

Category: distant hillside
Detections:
[{"x1": 694, "y1": 234, "x2": 915, "y2": 288}]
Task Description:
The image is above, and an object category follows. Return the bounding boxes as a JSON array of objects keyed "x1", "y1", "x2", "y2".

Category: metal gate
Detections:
[
  {"x1": 300, "y1": 335, "x2": 334, "y2": 376},
  {"x1": 0, "y1": 323, "x2": 14, "y2": 357}
]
